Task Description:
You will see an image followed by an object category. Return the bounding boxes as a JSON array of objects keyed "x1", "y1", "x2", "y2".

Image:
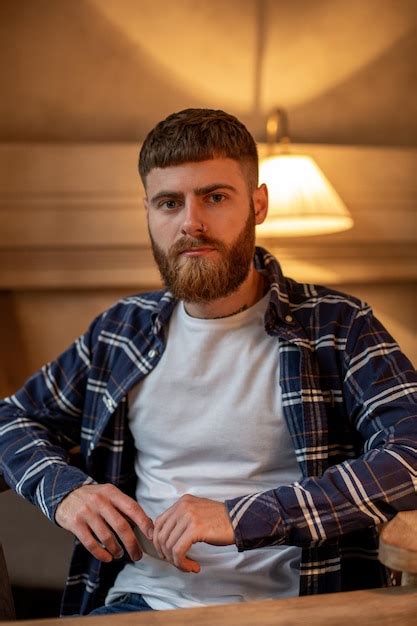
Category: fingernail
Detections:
[
  {"x1": 115, "y1": 551, "x2": 124, "y2": 560},
  {"x1": 147, "y1": 528, "x2": 153, "y2": 540}
]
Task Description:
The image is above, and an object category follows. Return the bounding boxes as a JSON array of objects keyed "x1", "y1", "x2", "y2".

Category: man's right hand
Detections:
[{"x1": 55, "y1": 483, "x2": 154, "y2": 563}]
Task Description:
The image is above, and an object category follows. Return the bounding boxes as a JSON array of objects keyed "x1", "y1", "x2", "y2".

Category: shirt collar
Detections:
[{"x1": 254, "y1": 247, "x2": 305, "y2": 341}]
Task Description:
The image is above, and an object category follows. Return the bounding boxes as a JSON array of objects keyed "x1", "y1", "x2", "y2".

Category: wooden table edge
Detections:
[{"x1": 2, "y1": 585, "x2": 416, "y2": 626}]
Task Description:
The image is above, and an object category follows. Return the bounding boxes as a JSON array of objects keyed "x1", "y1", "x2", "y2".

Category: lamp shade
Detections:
[{"x1": 257, "y1": 153, "x2": 354, "y2": 237}]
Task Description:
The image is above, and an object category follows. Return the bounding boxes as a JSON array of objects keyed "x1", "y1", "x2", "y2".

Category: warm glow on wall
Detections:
[{"x1": 257, "y1": 109, "x2": 354, "y2": 237}]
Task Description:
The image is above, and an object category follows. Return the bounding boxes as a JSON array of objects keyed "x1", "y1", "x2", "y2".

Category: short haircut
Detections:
[{"x1": 138, "y1": 108, "x2": 259, "y2": 192}]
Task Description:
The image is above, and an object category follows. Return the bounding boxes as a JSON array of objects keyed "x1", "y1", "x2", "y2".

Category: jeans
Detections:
[{"x1": 88, "y1": 593, "x2": 154, "y2": 615}]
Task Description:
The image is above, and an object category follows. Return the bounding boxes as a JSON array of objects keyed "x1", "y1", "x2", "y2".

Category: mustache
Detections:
[{"x1": 169, "y1": 236, "x2": 223, "y2": 257}]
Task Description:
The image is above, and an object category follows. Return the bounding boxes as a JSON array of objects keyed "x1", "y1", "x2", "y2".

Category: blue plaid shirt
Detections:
[{"x1": 0, "y1": 247, "x2": 416, "y2": 615}]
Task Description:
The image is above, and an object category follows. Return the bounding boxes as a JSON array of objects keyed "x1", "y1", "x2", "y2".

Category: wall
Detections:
[{"x1": 0, "y1": 0, "x2": 416, "y2": 145}]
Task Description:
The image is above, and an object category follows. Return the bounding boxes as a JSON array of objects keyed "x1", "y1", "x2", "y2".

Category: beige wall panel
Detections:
[
  {"x1": 0, "y1": 288, "x2": 137, "y2": 396},
  {"x1": 0, "y1": 144, "x2": 416, "y2": 290},
  {"x1": 274, "y1": 251, "x2": 417, "y2": 286},
  {"x1": 0, "y1": 208, "x2": 148, "y2": 248},
  {"x1": 0, "y1": 206, "x2": 415, "y2": 250},
  {"x1": 0, "y1": 144, "x2": 141, "y2": 195},
  {"x1": 1, "y1": 243, "x2": 415, "y2": 290},
  {"x1": 0, "y1": 248, "x2": 161, "y2": 290},
  {"x1": 0, "y1": 292, "x2": 29, "y2": 394},
  {"x1": 0, "y1": 204, "x2": 415, "y2": 248},
  {"x1": 339, "y1": 282, "x2": 417, "y2": 366},
  {"x1": 2, "y1": 143, "x2": 415, "y2": 206}
]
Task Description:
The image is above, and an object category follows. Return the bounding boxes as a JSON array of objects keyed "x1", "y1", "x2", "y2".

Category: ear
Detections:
[
  {"x1": 252, "y1": 183, "x2": 268, "y2": 225},
  {"x1": 143, "y1": 196, "x2": 149, "y2": 214}
]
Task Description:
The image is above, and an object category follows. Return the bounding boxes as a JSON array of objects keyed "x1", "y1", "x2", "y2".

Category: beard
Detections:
[{"x1": 149, "y1": 205, "x2": 256, "y2": 303}]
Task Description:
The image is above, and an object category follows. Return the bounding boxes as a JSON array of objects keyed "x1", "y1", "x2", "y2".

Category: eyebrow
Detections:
[
  {"x1": 149, "y1": 191, "x2": 183, "y2": 205},
  {"x1": 149, "y1": 183, "x2": 237, "y2": 205},
  {"x1": 194, "y1": 183, "x2": 237, "y2": 195}
]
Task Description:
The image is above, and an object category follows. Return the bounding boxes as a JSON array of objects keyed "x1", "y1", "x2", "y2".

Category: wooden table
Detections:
[{"x1": 2, "y1": 587, "x2": 417, "y2": 626}]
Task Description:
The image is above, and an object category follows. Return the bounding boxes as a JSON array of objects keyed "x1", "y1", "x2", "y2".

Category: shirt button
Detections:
[
  {"x1": 285, "y1": 314, "x2": 294, "y2": 323},
  {"x1": 148, "y1": 349, "x2": 157, "y2": 358}
]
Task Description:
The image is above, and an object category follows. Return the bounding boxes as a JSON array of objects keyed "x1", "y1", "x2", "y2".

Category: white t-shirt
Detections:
[{"x1": 107, "y1": 292, "x2": 302, "y2": 609}]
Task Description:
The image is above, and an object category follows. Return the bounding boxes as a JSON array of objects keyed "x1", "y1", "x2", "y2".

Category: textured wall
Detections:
[{"x1": 0, "y1": 0, "x2": 416, "y2": 143}]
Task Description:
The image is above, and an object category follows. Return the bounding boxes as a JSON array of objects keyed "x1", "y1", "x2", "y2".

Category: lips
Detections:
[
  {"x1": 181, "y1": 247, "x2": 216, "y2": 256},
  {"x1": 170, "y1": 237, "x2": 220, "y2": 260}
]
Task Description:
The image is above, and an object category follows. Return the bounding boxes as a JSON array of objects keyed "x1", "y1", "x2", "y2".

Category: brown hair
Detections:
[{"x1": 138, "y1": 108, "x2": 259, "y2": 191}]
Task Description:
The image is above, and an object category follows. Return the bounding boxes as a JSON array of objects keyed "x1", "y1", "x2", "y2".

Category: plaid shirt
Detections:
[{"x1": 0, "y1": 247, "x2": 416, "y2": 615}]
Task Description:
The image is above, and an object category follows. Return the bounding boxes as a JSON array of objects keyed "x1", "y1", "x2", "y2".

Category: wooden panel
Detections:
[
  {"x1": 0, "y1": 289, "x2": 138, "y2": 390},
  {"x1": 0, "y1": 291, "x2": 30, "y2": 393},
  {"x1": 0, "y1": 204, "x2": 416, "y2": 248},
  {"x1": 0, "y1": 248, "x2": 160, "y2": 289},
  {"x1": 265, "y1": 241, "x2": 417, "y2": 285},
  {"x1": 0, "y1": 242, "x2": 415, "y2": 290},
  {"x1": 0, "y1": 144, "x2": 141, "y2": 194},
  {"x1": 1, "y1": 143, "x2": 416, "y2": 201},
  {"x1": 341, "y1": 282, "x2": 417, "y2": 365},
  {"x1": 0, "y1": 143, "x2": 415, "y2": 289},
  {"x1": 0, "y1": 208, "x2": 148, "y2": 247}
]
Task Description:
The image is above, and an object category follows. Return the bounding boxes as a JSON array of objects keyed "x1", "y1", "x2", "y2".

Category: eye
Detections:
[
  {"x1": 208, "y1": 193, "x2": 226, "y2": 204},
  {"x1": 159, "y1": 199, "x2": 180, "y2": 210}
]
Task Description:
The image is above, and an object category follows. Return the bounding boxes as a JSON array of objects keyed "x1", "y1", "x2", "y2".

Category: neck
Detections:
[{"x1": 183, "y1": 266, "x2": 266, "y2": 319}]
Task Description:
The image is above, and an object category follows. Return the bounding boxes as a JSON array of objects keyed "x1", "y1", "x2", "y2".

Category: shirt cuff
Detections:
[
  {"x1": 48, "y1": 469, "x2": 98, "y2": 524},
  {"x1": 225, "y1": 490, "x2": 287, "y2": 552}
]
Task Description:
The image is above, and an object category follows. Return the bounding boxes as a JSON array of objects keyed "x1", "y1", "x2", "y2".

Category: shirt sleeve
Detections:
[
  {"x1": 0, "y1": 314, "x2": 104, "y2": 522},
  {"x1": 225, "y1": 307, "x2": 417, "y2": 551}
]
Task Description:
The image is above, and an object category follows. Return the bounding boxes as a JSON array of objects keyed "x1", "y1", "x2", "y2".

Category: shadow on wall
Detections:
[
  {"x1": 291, "y1": 29, "x2": 417, "y2": 146},
  {"x1": 0, "y1": 0, "x2": 205, "y2": 141}
]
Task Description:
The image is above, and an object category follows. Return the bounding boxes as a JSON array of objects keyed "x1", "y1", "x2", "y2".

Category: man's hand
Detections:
[
  {"x1": 55, "y1": 483, "x2": 154, "y2": 563},
  {"x1": 152, "y1": 494, "x2": 235, "y2": 573}
]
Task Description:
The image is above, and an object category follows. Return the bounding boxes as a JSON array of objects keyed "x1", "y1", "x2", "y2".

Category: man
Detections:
[{"x1": 0, "y1": 109, "x2": 416, "y2": 616}]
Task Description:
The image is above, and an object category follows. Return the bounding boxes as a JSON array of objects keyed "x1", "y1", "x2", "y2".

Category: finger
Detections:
[
  {"x1": 75, "y1": 523, "x2": 114, "y2": 563},
  {"x1": 108, "y1": 487, "x2": 154, "y2": 540},
  {"x1": 101, "y1": 506, "x2": 143, "y2": 562},
  {"x1": 153, "y1": 514, "x2": 179, "y2": 560},
  {"x1": 171, "y1": 532, "x2": 201, "y2": 573},
  {"x1": 88, "y1": 517, "x2": 124, "y2": 559},
  {"x1": 162, "y1": 517, "x2": 189, "y2": 564}
]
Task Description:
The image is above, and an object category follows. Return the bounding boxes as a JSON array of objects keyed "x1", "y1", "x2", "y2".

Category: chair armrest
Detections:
[{"x1": 379, "y1": 511, "x2": 417, "y2": 585}]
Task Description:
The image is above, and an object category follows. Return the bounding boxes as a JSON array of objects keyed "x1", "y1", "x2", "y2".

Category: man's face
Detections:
[{"x1": 144, "y1": 158, "x2": 266, "y2": 303}]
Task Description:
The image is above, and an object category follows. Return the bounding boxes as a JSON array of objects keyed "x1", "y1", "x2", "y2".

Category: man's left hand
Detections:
[{"x1": 152, "y1": 494, "x2": 235, "y2": 573}]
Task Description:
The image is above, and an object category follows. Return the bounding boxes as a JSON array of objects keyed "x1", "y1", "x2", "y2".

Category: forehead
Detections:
[{"x1": 144, "y1": 158, "x2": 247, "y2": 193}]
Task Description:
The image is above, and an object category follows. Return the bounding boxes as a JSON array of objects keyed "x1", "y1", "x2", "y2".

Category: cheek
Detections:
[{"x1": 148, "y1": 213, "x2": 179, "y2": 247}]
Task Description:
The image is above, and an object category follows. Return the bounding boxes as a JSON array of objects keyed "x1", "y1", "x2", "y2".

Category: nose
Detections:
[{"x1": 180, "y1": 197, "x2": 206, "y2": 237}]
